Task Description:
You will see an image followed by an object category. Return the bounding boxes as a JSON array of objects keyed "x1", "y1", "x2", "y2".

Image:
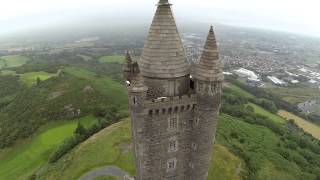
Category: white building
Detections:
[
  {"x1": 234, "y1": 68, "x2": 259, "y2": 80},
  {"x1": 267, "y1": 76, "x2": 287, "y2": 86}
]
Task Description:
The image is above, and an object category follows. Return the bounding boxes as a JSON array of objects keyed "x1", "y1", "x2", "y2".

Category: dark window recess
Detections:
[{"x1": 190, "y1": 79, "x2": 195, "y2": 90}]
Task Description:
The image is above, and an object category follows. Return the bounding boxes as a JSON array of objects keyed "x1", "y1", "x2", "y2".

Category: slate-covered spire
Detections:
[
  {"x1": 139, "y1": 0, "x2": 189, "y2": 79},
  {"x1": 123, "y1": 51, "x2": 133, "y2": 80},
  {"x1": 131, "y1": 73, "x2": 148, "y2": 93},
  {"x1": 125, "y1": 50, "x2": 133, "y2": 64},
  {"x1": 194, "y1": 26, "x2": 223, "y2": 82}
]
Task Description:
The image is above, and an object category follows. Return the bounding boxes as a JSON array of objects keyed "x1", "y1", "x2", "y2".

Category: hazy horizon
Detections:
[{"x1": 1, "y1": 0, "x2": 320, "y2": 38}]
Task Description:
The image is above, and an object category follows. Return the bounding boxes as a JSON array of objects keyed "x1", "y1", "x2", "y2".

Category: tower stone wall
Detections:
[{"x1": 124, "y1": 1, "x2": 223, "y2": 179}]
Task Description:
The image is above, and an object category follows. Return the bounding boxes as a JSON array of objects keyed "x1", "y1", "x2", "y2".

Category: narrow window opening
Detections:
[
  {"x1": 174, "y1": 106, "x2": 178, "y2": 113},
  {"x1": 168, "y1": 117, "x2": 178, "y2": 130},
  {"x1": 167, "y1": 159, "x2": 177, "y2": 171},
  {"x1": 195, "y1": 117, "x2": 200, "y2": 125},
  {"x1": 169, "y1": 140, "x2": 178, "y2": 152},
  {"x1": 133, "y1": 97, "x2": 137, "y2": 105},
  {"x1": 190, "y1": 79, "x2": 194, "y2": 90}
]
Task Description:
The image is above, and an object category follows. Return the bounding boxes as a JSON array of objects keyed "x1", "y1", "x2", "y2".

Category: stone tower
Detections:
[{"x1": 123, "y1": 0, "x2": 223, "y2": 179}]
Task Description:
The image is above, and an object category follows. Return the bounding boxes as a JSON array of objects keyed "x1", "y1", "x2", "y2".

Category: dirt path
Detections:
[{"x1": 78, "y1": 166, "x2": 128, "y2": 180}]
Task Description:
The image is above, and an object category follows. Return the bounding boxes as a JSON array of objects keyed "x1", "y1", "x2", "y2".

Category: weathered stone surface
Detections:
[
  {"x1": 124, "y1": 1, "x2": 223, "y2": 180},
  {"x1": 139, "y1": 0, "x2": 189, "y2": 79},
  {"x1": 194, "y1": 26, "x2": 224, "y2": 82}
]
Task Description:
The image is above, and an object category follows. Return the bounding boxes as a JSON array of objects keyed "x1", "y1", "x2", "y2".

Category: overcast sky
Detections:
[{"x1": 0, "y1": 0, "x2": 320, "y2": 37}]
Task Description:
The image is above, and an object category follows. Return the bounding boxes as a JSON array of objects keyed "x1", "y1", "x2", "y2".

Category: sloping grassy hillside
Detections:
[
  {"x1": 0, "y1": 116, "x2": 97, "y2": 180},
  {"x1": 0, "y1": 67, "x2": 128, "y2": 148},
  {"x1": 36, "y1": 118, "x2": 246, "y2": 180},
  {"x1": 37, "y1": 111, "x2": 320, "y2": 180},
  {"x1": 248, "y1": 103, "x2": 285, "y2": 124}
]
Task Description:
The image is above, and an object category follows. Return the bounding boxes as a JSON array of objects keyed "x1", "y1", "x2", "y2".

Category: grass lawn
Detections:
[
  {"x1": 0, "y1": 55, "x2": 29, "y2": 69},
  {"x1": 0, "y1": 116, "x2": 98, "y2": 180},
  {"x1": 248, "y1": 103, "x2": 285, "y2": 124},
  {"x1": 20, "y1": 71, "x2": 59, "y2": 87},
  {"x1": 98, "y1": 55, "x2": 124, "y2": 63},
  {"x1": 278, "y1": 110, "x2": 320, "y2": 139}
]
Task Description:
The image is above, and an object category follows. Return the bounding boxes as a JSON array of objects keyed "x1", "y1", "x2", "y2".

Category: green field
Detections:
[
  {"x1": 0, "y1": 116, "x2": 97, "y2": 180},
  {"x1": 98, "y1": 55, "x2": 124, "y2": 63},
  {"x1": 248, "y1": 103, "x2": 285, "y2": 124},
  {"x1": 20, "y1": 71, "x2": 59, "y2": 86},
  {"x1": 0, "y1": 55, "x2": 29, "y2": 69}
]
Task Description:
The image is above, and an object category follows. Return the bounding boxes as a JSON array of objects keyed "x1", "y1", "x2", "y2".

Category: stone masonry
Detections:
[{"x1": 123, "y1": 0, "x2": 223, "y2": 179}]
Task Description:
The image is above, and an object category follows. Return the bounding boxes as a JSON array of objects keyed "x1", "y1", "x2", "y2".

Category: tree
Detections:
[
  {"x1": 36, "y1": 77, "x2": 41, "y2": 86},
  {"x1": 74, "y1": 122, "x2": 86, "y2": 136}
]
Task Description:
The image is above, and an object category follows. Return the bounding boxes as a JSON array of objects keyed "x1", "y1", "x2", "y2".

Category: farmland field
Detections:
[
  {"x1": 0, "y1": 116, "x2": 97, "y2": 180},
  {"x1": 267, "y1": 86, "x2": 320, "y2": 104},
  {"x1": 98, "y1": 55, "x2": 124, "y2": 63},
  {"x1": 20, "y1": 71, "x2": 59, "y2": 86},
  {"x1": 0, "y1": 55, "x2": 29, "y2": 69},
  {"x1": 278, "y1": 110, "x2": 320, "y2": 139}
]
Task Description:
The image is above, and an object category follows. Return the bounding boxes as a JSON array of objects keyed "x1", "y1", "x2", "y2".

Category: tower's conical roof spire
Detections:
[
  {"x1": 125, "y1": 50, "x2": 132, "y2": 64},
  {"x1": 194, "y1": 26, "x2": 223, "y2": 82},
  {"x1": 139, "y1": 0, "x2": 189, "y2": 79}
]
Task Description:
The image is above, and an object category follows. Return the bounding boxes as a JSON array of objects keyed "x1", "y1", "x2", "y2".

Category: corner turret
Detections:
[
  {"x1": 189, "y1": 26, "x2": 223, "y2": 180},
  {"x1": 194, "y1": 26, "x2": 223, "y2": 83}
]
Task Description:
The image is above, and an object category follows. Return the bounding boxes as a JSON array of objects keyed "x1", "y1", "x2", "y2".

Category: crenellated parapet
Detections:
[{"x1": 144, "y1": 94, "x2": 197, "y2": 116}]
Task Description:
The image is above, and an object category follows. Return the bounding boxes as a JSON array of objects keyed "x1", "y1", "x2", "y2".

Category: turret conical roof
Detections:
[
  {"x1": 194, "y1": 26, "x2": 223, "y2": 82},
  {"x1": 139, "y1": 0, "x2": 189, "y2": 79}
]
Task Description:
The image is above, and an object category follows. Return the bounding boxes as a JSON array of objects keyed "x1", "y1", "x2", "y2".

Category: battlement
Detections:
[{"x1": 144, "y1": 94, "x2": 197, "y2": 116}]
